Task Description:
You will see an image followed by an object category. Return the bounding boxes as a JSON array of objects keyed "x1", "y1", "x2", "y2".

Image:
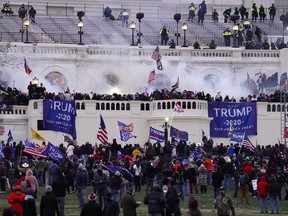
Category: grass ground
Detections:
[{"x1": 0, "y1": 185, "x2": 287, "y2": 216}]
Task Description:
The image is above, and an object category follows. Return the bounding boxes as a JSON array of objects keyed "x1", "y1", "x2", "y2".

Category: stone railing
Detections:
[{"x1": 8, "y1": 43, "x2": 282, "y2": 61}]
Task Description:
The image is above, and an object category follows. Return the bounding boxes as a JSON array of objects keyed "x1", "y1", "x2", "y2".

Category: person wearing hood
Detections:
[
  {"x1": 40, "y1": 186, "x2": 59, "y2": 216},
  {"x1": 22, "y1": 189, "x2": 37, "y2": 216},
  {"x1": 257, "y1": 175, "x2": 268, "y2": 213},
  {"x1": 25, "y1": 169, "x2": 39, "y2": 198},
  {"x1": 109, "y1": 171, "x2": 123, "y2": 203},
  {"x1": 7, "y1": 185, "x2": 26, "y2": 215},
  {"x1": 144, "y1": 186, "x2": 166, "y2": 216},
  {"x1": 121, "y1": 188, "x2": 140, "y2": 216}
]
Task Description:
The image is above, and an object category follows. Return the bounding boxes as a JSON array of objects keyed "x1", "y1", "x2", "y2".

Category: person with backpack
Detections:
[{"x1": 238, "y1": 170, "x2": 249, "y2": 205}]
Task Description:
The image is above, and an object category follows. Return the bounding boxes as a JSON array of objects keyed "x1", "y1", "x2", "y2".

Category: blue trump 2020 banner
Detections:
[
  {"x1": 43, "y1": 99, "x2": 77, "y2": 139},
  {"x1": 208, "y1": 102, "x2": 257, "y2": 137},
  {"x1": 149, "y1": 127, "x2": 165, "y2": 142},
  {"x1": 41, "y1": 142, "x2": 65, "y2": 163}
]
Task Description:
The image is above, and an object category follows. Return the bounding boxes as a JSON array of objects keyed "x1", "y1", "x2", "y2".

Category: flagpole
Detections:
[{"x1": 239, "y1": 132, "x2": 246, "y2": 153}]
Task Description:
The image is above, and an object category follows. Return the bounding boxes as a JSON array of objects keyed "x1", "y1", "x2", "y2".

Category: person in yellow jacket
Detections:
[
  {"x1": 122, "y1": 9, "x2": 129, "y2": 27},
  {"x1": 251, "y1": 3, "x2": 258, "y2": 21},
  {"x1": 132, "y1": 147, "x2": 142, "y2": 159},
  {"x1": 223, "y1": 28, "x2": 232, "y2": 46}
]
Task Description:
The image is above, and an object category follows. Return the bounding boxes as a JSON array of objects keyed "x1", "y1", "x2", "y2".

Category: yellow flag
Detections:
[{"x1": 31, "y1": 128, "x2": 45, "y2": 141}]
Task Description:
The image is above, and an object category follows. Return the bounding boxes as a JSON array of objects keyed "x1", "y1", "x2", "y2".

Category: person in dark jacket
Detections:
[
  {"x1": 121, "y1": 188, "x2": 140, "y2": 216},
  {"x1": 40, "y1": 186, "x2": 59, "y2": 216},
  {"x1": 144, "y1": 186, "x2": 166, "y2": 216},
  {"x1": 51, "y1": 174, "x2": 68, "y2": 216},
  {"x1": 103, "y1": 192, "x2": 119, "y2": 216},
  {"x1": 109, "y1": 171, "x2": 122, "y2": 203},
  {"x1": 165, "y1": 181, "x2": 181, "y2": 216},
  {"x1": 28, "y1": 7, "x2": 36, "y2": 23},
  {"x1": 80, "y1": 193, "x2": 102, "y2": 216},
  {"x1": 22, "y1": 189, "x2": 37, "y2": 216},
  {"x1": 267, "y1": 176, "x2": 281, "y2": 214},
  {"x1": 212, "y1": 167, "x2": 223, "y2": 198},
  {"x1": 222, "y1": 159, "x2": 234, "y2": 189},
  {"x1": 75, "y1": 164, "x2": 88, "y2": 208}
]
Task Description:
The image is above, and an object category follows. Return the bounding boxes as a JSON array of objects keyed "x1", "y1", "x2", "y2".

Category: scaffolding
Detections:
[{"x1": 280, "y1": 80, "x2": 288, "y2": 146}]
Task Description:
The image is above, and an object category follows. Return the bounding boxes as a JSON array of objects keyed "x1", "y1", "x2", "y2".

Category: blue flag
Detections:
[
  {"x1": 41, "y1": 142, "x2": 65, "y2": 163},
  {"x1": 43, "y1": 99, "x2": 77, "y2": 139},
  {"x1": 117, "y1": 121, "x2": 137, "y2": 142},
  {"x1": 149, "y1": 127, "x2": 165, "y2": 142},
  {"x1": 229, "y1": 131, "x2": 245, "y2": 143},
  {"x1": 7, "y1": 129, "x2": 13, "y2": 143},
  {"x1": 170, "y1": 126, "x2": 188, "y2": 141}
]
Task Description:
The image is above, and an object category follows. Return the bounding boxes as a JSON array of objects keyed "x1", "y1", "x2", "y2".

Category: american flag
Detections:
[
  {"x1": 151, "y1": 46, "x2": 162, "y2": 61},
  {"x1": 241, "y1": 134, "x2": 255, "y2": 152},
  {"x1": 0, "y1": 125, "x2": 5, "y2": 136},
  {"x1": 173, "y1": 103, "x2": 184, "y2": 112},
  {"x1": 148, "y1": 70, "x2": 156, "y2": 84},
  {"x1": 23, "y1": 140, "x2": 46, "y2": 158},
  {"x1": 156, "y1": 58, "x2": 163, "y2": 70},
  {"x1": 24, "y1": 58, "x2": 32, "y2": 75},
  {"x1": 97, "y1": 115, "x2": 108, "y2": 145}
]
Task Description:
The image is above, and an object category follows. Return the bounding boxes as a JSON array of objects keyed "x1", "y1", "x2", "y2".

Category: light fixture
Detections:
[
  {"x1": 77, "y1": 20, "x2": 84, "y2": 45},
  {"x1": 129, "y1": 21, "x2": 136, "y2": 46},
  {"x1": 182, "y1": 23, "x2": 188, "y2": 47},
  {"x1": 232, "y1": 24, "x2": 239, "y2": 48},
  {"x1": 24, "y1": 19, "x2": 30, "y2": 43}
]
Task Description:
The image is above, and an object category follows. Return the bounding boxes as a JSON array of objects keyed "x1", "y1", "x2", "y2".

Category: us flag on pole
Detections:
[
  {"x1": 148, "y1": 70, "x2": 156, "y2": 84},
  {"x1": 241, "y1": 134, "x2": 255, "y2": 152},
  {"x1": 151, "y1": 46, "x2": 162, "y2": 61},
  {"x1": 24, "y1": 58, "x2": 32, "y2": 75},
  {"x1": 97, "y1": 115, "x2": 108, "y2": 145},
  {"x1": 23, "y1": 140, "x2": 46, "y2": 158}
]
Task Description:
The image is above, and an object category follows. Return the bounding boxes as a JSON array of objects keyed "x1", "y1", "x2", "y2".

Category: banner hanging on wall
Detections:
[
  {"x1": 208, "y1": 102, "x2": 257, "y2": 137},
  {"x1": 43, "y1": 99, "x2": 77, "y2": 139}
]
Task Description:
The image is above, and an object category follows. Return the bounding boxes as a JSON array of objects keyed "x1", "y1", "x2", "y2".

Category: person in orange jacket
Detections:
[{"x1": 7, "y1": 185, "x2": 26, "y2": 215}]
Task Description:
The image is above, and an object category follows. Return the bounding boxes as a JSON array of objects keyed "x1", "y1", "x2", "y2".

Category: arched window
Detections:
[
  {"x1": 162, "y1": 102, "x2": 166, "y2": 109},
  {"x1": 167, "y1": 102, "x2": 171, "y2": 109},
  {"x1": 192, "y1": 101, "x2": 196, "y2": 109},
  {"x1": 140, "y1": 103, "x2": 145, "y2": 111},
  {"x1": 81, "y1": 102, "x2": 85, "y2": 110},
  {"x1": 76, "y1": 102, "x2": 80, "y2": 110},
  {"x1": 182, "y1": 102, "x2": 186, "y2": 109},
  {"x1": 121, "y1": 103, "x2": 125, "y2": 110},
  {"x1": 101, "y1": 103, "x2": 105, "y2": 110},
  {"x1": 157, "y1": 102, "x2": 161, "y2": 110},
  {"x1": 267, "y1": 104, "x2": 271, "y2": 112},
  {"x1": 146, "y1": 103, "x2": 150, "y2": 111},
  {"x1": 96, "y1": 103, "x2": 100, "y2": 110},
  {"x1": 116, "y1": 103, "x2": 120, "y2": 110},
  {"x1": 126, "y1": 103, "x2": 130, "y2": 110},
  {"x1": 111, "y1": 103, "x2": 115, "y2": 110},
  {"x1": 277, "y1": 104, "x2": 281, "y2": 112},
  {"x1": 106, "y1": 103, "x2": 110, "y2": 110},
  {"x1": 272, "y1": 104, "x2": 276, "y2": 112},
  {"x1": 33, "y1": 101, "x2": 38, "y2": 109},
  {"x1": 187, "y1": 102, "x2": 191, "y2": 109}
]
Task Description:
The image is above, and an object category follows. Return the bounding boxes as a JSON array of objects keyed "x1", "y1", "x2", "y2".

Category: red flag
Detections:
[
  {"x1": 24, "y1": 58, "x2": 32, "y2": 75},
  {"x1": 148, "y1": 70, "x2": 156, "y2": 84}
]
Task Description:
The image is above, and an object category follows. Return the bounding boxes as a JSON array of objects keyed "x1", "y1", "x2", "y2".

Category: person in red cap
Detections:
[
  {"x1": 7, "y1": 185, "x2": 26, "y2": 215},
  {"x1": 80, "y1": 193, "x2": 102, "y2": 216}
]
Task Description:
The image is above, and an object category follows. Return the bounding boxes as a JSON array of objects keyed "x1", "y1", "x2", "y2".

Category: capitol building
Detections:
[{"x1": 1, "y1": 0, "x2": 288, "y2": 147}]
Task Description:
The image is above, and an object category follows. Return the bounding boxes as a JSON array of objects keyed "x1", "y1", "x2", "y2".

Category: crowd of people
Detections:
[
  {"x1": 0, "y1": 135, "x2": 287, "y2": 216},
  {"x1": 0, "y1": 78, "x2": 286, "y2": 109}
]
